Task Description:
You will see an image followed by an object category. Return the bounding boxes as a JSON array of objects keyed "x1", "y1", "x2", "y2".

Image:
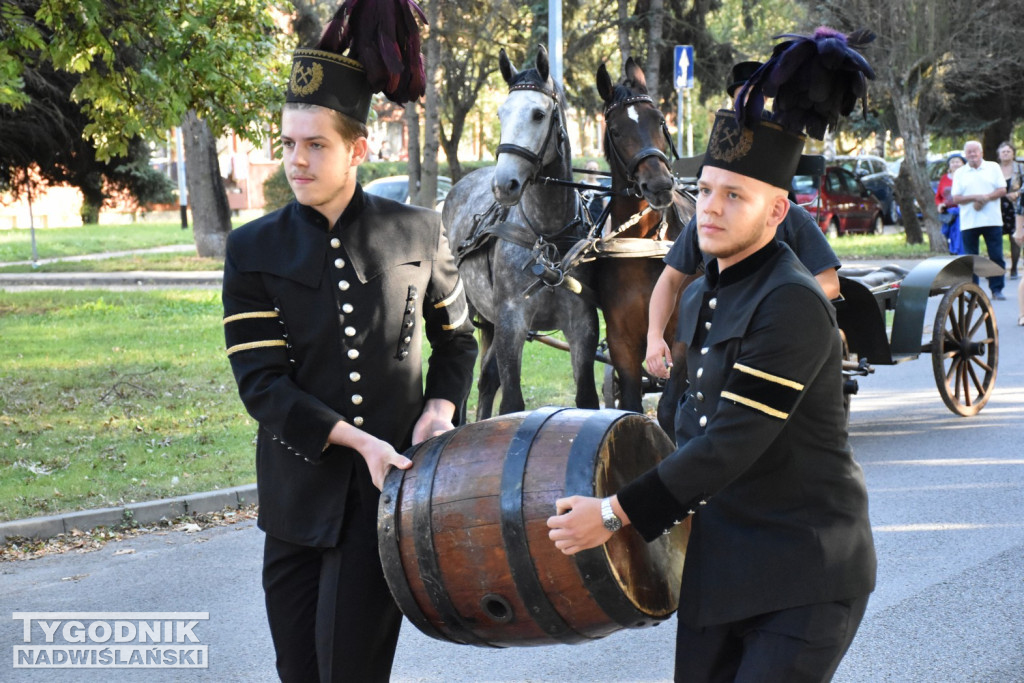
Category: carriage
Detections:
[{"x1": 835, "y1": 255, "x2": 1000, "y2": 416}]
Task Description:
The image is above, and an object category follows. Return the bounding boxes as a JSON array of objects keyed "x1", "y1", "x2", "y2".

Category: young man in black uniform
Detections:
[
  {"x1": 221, "y1": 9, "x2": 477, "y2": 681},
  {"x1": 548, "y1": 29, "x2": 877, "y2": 681},
  {"x1": 644, "y1": 60, "x2": 842, "y2": 382}
]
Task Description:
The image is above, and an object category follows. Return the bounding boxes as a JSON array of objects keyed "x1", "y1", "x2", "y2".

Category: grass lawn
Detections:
[
  {"x1": 0, "y1": 253, "x2": 224, "y2": 273},
  {"x1": 0, "y1": 222, "x2": 196, "y2": 263},
  {"x1": 0, "y1": 288, "x2": 582, "y2": 522},
  {"x1": 827, "y1": 232, "x2": 934, "y2": 261}
]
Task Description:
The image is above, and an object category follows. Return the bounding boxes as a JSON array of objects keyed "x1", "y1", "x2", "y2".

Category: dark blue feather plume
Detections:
[{"x1": 736, "y1": 26, "x2": 875, "y2": 140}]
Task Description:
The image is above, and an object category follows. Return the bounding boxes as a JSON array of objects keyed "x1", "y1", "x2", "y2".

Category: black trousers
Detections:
[
  {"x1": 262, "y1": 475, "x2": 402, "y2": 683},
  {"x1": 674, "y1": 595, "x2": 869, "y2": 683}
]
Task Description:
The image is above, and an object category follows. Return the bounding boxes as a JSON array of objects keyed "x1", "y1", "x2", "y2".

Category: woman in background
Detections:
[
  {"x1": 997, "y1": 141, "x2": 1022, "y2": 279},
  {"x1": 936, "y1": 152, "x2": 965, "y2": 255}
]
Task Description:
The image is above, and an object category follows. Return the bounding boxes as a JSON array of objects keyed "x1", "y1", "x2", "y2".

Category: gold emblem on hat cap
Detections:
[
  {"x1": 289, "y1": 61, "x2": 324, "y2": 97},
  {"x1": 709, "y1": 120, "x2": 754, "y2": 162}
]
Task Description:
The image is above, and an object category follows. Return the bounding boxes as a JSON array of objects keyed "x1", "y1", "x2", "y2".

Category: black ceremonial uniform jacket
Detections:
[
  {"x1": 222, "y1": 188, "x2": 477, "y2": 547},
  {"x1": 617, "y1": 241, "x2": 875, "y2": 628}
]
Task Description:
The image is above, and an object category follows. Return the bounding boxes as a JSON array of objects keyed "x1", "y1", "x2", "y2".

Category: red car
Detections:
[{"x1": 792, "y1": 166, "x2": 885, "y2": 237}]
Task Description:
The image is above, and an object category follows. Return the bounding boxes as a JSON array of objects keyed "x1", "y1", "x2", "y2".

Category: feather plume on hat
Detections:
[
  {"x1": 736, "y1": 27, "x2": 876, "y2": 140},
  {"x1": 318, "y1": 0, "x2": 427, "y2": 104}
]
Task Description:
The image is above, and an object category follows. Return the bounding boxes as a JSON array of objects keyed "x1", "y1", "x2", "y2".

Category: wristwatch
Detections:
[{"x1": 600, "y1": 497, "x2": 622, "y2": 532}]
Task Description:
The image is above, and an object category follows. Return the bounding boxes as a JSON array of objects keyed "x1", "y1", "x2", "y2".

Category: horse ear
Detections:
[
  {"x1": 624, "y1": 57, "x2": 648, "y2": 92},
  {"x1": 536, "y1": 44, "x2": 550, "y2": 82},
  {"x1": 596, "y1": 62, "x2": 613, "y2": 103},
  {"x1": 499, "y1": 48, "x2": 517, "y2": 85}
]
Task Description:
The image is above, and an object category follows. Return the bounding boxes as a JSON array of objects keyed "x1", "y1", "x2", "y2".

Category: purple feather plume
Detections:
[
  {"x1": 318, "y1": 0, "x2": 427, "y2": 104},
  {"x1": 736, "y1": 26, "x2": 876, "y2": 139}
]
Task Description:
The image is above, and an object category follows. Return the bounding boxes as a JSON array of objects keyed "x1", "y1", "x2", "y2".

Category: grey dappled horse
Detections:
[{"x1": 442, "y1": 46, "x2": 600, "y2": 419}]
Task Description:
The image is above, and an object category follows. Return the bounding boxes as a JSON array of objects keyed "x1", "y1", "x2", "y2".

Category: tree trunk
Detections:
[
  {"x1": 420, "y1": 0, "x2": 442, "y2": 209},
  {"x1": 439, "y1": 106, "x2": 468, "y2": 183},
  {"x1": 79, "y1": 172, "x2": 104, "y2": 225},
  {"x1": 644, "y1": 0, "x2": 663, "y2": 105},
  {"x1": 182, "y1": 110, "x2": 231, "y2": 258},
  {"x1": 891, "y1": 95, "x2": 942, "y2": 251},
  {"x1": 617, "y1": 0, "x2": 631, "y2": 63},
  {"x1": 405, "y1": 103, "x2": 422, "y2": 205}
]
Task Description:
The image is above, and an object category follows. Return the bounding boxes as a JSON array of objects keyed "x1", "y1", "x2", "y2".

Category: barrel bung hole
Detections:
[{"x1": 481, "y1": 594, "x2": 514, "y2": 624}]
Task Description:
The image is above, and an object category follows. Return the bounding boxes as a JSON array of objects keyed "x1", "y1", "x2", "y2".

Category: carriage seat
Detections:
[{"x1": 837, "y1": 264, "x2": 909, "y2": 290}]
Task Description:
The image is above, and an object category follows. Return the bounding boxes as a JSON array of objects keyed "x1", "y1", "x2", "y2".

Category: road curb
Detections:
[{"x1": 0, "y1": 484, "x2": 258, "y2": 545}]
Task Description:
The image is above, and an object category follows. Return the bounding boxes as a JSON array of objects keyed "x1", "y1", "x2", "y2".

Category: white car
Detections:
[{"x1": 363, "y1": 175, "x2": 452, "y2": 212}]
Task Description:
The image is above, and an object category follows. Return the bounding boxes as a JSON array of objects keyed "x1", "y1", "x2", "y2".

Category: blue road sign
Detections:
[{"x1": 674, "y1": 45, "x2": 694, "y2": 90}]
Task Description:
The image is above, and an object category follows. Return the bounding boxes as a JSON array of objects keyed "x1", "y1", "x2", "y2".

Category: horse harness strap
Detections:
[{"x1": 590, "y1": 237, "x2": 673, "y2": 260}]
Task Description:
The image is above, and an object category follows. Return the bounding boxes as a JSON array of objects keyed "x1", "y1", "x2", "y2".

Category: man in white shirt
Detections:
[{"x1": 951, "y1": 140, "x2": 1007, "y2": 299}]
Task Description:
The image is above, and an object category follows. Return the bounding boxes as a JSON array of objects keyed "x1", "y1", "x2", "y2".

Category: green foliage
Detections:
[
  {"x1": 28, "y1": 0, "x2": 290, "y2": 160},
  {"x1": 261, "y1": 165, "x2": 294, "y2": 213},
  {"x1": 108, "y1": 157, "x2": 176, "y2": 208},
  {"x1": 0, "y1": 3, "x2": 43, "y2": 108}
]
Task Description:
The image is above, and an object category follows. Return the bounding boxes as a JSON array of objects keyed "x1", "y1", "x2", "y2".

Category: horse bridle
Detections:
[
  {"x1": 494, "y1": 81, "x2": 567, "y2": 180},
  {"x1": 603, "y1": 94, "x2": 678, "y2": 191}
]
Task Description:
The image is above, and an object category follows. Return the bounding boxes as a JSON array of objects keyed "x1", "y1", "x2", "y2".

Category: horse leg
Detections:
[
  {"x1": 477, "y1": 348, "x2": 501, "y2": 421},
  {"x1": 494, "y1": 308, "x2": 529, "y2": 415},
  {"x1": 567, "y1": 301, "x2": 601, "y2": 410},
  {"x1": 604, "y1": 322, "x2": 645, "y2": 413},
  {"x1": 474, "y1": 318, "x2": 499, "y2": 421}
]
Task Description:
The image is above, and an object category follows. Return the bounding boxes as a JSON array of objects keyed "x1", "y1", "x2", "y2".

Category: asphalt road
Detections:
[{"x1": 1, "y1": 289, "x2": 1023, "y2": 682}]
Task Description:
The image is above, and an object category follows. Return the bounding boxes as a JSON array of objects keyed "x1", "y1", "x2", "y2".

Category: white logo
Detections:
[{"x1": 12, "y1": 612, "x2": 210, "y2": 669}]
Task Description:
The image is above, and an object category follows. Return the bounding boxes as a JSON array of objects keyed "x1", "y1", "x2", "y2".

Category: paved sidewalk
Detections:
[{"x1": 0, "y1": 484, "x2": 257, "y2": 545}]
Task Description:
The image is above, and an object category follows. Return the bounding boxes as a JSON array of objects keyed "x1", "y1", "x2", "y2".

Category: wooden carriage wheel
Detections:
[{"x1": 930, "y1": 282, "x2": 998, "y2": 416}]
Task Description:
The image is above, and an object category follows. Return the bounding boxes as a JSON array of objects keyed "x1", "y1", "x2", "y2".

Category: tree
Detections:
[
  {"x1": 432, "y1": 1, "x2": 535, "y2": 187},
  {"x1": 1, "y1": 24, "x2": 173, "y2": 223},
  {"x1": 804, "y1": 0, "x2": 1022, "y2": 251},
  {"x1": 3, "y1": 0, "x2": 288, "y2": 255}
]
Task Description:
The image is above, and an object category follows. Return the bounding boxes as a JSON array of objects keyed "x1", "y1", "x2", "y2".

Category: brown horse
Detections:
[{"x1": 595, "y1": 59, "x2": 696, "y2": 414}]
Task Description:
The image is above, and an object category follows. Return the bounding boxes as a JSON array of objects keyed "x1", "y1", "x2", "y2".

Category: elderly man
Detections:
[{"x1": 952, "y1": 140, "x2": 1007, "y2": 299}]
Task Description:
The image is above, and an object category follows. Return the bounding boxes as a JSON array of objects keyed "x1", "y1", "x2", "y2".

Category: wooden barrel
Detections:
[{"x1": 378, "y1": 407, "x2": 688, "y2": 648}]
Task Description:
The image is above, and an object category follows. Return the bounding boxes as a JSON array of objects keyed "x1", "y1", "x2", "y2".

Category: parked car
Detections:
[
  {"x1": 791, "y1": 166, "x2": 885, "y2": 237},
  {"x1": 886, "y1": 155, "x2": 949, "y2": 222},
  {"x1": 833, "y1": 155, "x2": 897, "y2": 224},
  {"x1": 363, "y1": 174, "x2": 453, "y2": 211}
]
